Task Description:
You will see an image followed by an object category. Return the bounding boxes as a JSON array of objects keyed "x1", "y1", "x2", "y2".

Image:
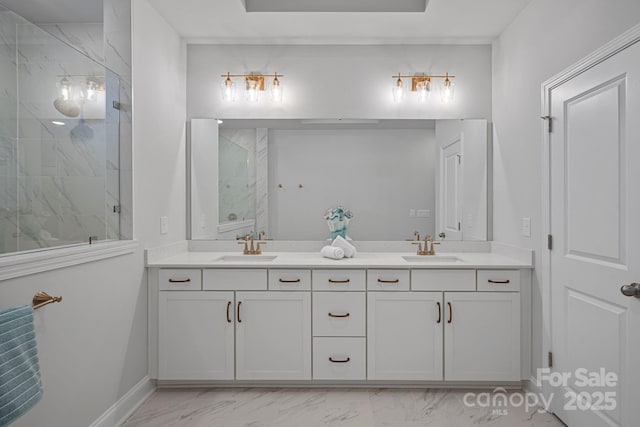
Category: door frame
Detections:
[{"x1": 540, "y1": 22, "x2": 640, "y2": 402}]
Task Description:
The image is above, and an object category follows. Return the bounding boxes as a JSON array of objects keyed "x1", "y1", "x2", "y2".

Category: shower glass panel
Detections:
[{"x1": 0, "y1": 7, "x2": 121, "y2": 254}]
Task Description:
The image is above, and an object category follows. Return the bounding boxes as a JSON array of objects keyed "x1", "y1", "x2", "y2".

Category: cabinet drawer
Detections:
[
  {"x1": 159, "y1": 269, "x2": 202, "y2": 291},
  {"x1": 477, "y1": 270, "x2": 520, "y2": 292},
  {"x1": 203, "y1": 269, "x2": 267, "y2": 291},
  {"x1": 268, "y1": 269, "x2": 311, "y2": 290},
  {"x1": 313, "y1": 337, "x2": 366, "y2": 380},
  {"x1": 312, "y1": 270, "x2": 366, "y2": 291},
  {"x1": 313, "y1": 292, "x2": 365, "y2": 337},
  {"x1": 411, "y1": 270, "x2": 475, "y2": 291},
  {"x1": 367, "y1": 270, "x2": 410, "y2": 291}
]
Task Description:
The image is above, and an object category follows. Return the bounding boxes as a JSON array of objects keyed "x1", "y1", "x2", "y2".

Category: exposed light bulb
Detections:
[
  {"x1": 221, "y1": 73, "x2": 235, "y2": 102},
  {"x1": 270, "y1": 73, "x2": 283, "y2": 103},
  {"x1": 441, "y1": 74, "x2": 454, "y2": 104},
  {"x1": 85, "y1": 79, "x2": 98, "y2": 101},
  {"x1": 392, "y1": 75, "x2": 404, "y2": 103},
  {"x1": 246, "y1": 78, "x2": 259, "y2": 102},
  {"x1": 59, "y1": 77, "x2": 71, "y2": 101},
  {"x1": 416, "y1": 78, "x2": 431, "y2": 103}
]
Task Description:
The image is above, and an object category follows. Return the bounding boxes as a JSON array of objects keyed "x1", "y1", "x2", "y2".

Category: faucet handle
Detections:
[
  {"x1": 412, "y1": 241, "x2": 424, "y2": 255},
  {"x1": 237, "y1": 240, "x2": 249, "y2": 254},
  {"x1": 430, "y1": 241, "x2": 441, "y2": 255},
  {"x1": 256, "y1": 241, "x2": 267, "y2": 255}
]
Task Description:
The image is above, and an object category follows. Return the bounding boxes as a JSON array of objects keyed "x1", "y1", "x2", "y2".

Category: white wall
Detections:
[
  {"x1": 492, "y1": 0, "x2": 640, "y2": 378},
  {"x1": 132, "y1": 0, "x2": 187, "y2": 247},
  {"x1": 187, "y1": 44, "x2": 492, "y2": 120},
  {"x1": 268, "y1": 128, "x2": 436, "y2": 240},
  {"x1": 2, "y1": 249, "x2": 147, "y2": 427}
]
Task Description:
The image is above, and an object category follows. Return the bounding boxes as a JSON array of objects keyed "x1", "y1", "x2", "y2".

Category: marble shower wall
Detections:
[
  {"x1": 0, "y1": 6, "x2": 127, "y2": 253},
  {"x1": 219, "y1": 128, "x2": 255, "y2": 224}
]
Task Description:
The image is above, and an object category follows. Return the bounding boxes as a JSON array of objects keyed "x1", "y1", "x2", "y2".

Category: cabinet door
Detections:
[
  {"x1": 444, "y1": 292, "x2": 520, "y2": 381},
  {"x1": 159, "y1": 291, "x2": 234, "y2": 380},
  {"x1": 236, "y1": 291, "x2": 311, "y2": 380},
  {"x1": 367, "y1": 292, "x2": 443, "y2": 380}
]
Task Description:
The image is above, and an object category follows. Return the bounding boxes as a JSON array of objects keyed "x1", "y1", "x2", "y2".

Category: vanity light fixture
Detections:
[
  {"x1": 391, "y1": 73, "x2": 455, "y2": 103},
  {"x1": 220, "y1": 72, "x2": 285, "y2": 103},
  {"x1": 56, "y1": 75, "x2": 105, "y2": 103}
]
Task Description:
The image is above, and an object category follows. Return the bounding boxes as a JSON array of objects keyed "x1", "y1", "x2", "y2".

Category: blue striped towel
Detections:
[{"x1": 0, "y1": 305, "x2": 43, "y2": 427}]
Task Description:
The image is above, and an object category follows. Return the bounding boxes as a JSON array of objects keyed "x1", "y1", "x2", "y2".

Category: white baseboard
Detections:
[
  {"x1": 524, "y1": 375, "x2": 542, "y2": 396},
  {"x1": 90, "y1": 376, "x2": 156, "y2": 427}
]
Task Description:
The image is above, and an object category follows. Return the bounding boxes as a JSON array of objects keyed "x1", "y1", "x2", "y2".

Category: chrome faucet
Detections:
[{"x1": 238, "y1": 235, "x2": 267, "y2": 255}]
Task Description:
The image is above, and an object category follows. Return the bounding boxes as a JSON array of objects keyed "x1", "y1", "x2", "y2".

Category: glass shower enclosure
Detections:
[{"x1": 0, "y1": 6, "x2": 121, "y2": 254}]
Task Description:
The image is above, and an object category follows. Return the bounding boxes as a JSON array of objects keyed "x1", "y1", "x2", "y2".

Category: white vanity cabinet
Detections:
[
  {"x1": 444, "y1": 292, "x2": 520, "y2": 381},
  {"x1": 368, "y1": 269, "x2": 522, "y2": 382},
  {"x1": 158, "y1": 291, "x2": 234, "y2": 380},
  {"x1": 235, "y1": 291, "x2": 311, "y2": 380},
  {"x1": 157, "y1": 268, "x2": 311, "y2": 381},
  {"x1": 153, "y1": 264, "x2": 527, "y2": 385},
  {"x1": 367, "y1": 292, "x2": 443, "y2": 380}
]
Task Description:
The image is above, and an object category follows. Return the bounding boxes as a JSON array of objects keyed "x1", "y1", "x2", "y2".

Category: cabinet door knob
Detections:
[
  {"x1": 237, "y1": 301, "x2": 242, "y2": 323},
  {"x1": 226, "y1": 301, "x2": 232, "y2": 323},
  {"x1": 328, "y1": 312, "x2": 350, "y2": 318},
  {"x1": 436, "y1": 302, "x2": 442, "y2": 324},
  {"x1": 329, "y1": 357, "x2": 351, "y2": 363},
  {"x1": 447, "y1": 302, "x2": 453, "y2": 324}
]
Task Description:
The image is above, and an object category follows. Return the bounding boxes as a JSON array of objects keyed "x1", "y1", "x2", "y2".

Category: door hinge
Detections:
[
  {"x1": 541, "y1": 115, "x2": 552, "y2": 133},
  {"x1": 113, "y1": 205, "x2": 121, "y2": 213},
  {"x1": 112, "y1": 101, "x2": 122, "y2": 110},
  {"x1": 457, "y1": 154, "x2": 461, "y2": 164},
  {"x1": 547, "y1": 234, "x2": 553, "y2": 250},
  {"x1": 548, "y1": 351, "x2": 553, "y2": 368},
  {"x1": 458, "y1": 222, "x2": 461, "y2": 231}
]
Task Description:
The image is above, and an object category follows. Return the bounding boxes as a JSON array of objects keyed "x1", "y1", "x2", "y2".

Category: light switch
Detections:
[
  {"x1": 160, "y1": 216, "x2": 169, "y2": 235},
  {"x1": 522, "y1": 217, "x2": 531, "y2": 238},
  {"x1": 416, "y1": 209, "x2": 430, "y2": 218},
  {"x1": 409, "y1": 209, "x2": 416, "y2": 217}
]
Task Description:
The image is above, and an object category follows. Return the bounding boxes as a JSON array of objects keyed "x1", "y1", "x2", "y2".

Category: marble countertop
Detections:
[{"x1": 146, "y1": 251, "x2": 533, "y2": 269}]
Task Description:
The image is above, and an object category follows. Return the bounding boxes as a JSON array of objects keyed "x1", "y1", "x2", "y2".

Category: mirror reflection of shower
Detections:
[{"x1": 53, "y1": 75, "x2": 105, "y2": 118}]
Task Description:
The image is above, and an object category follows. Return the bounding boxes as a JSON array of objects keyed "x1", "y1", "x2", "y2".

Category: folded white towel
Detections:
[
  {"x1": 332, "y1": 235, "x2": 357, "y2": 258},
  {"x1": 321, "y1": 245, "x2": 345, "y2": 260}
]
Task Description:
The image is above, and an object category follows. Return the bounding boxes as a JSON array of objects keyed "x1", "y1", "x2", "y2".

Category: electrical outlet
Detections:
[
  {"x1": 160, "y1": 216, "x2": 169, "y2": 235},
  {"x1": 522, "y1": 217, "x2": 531, "y2": 238},
  {"x1": 416, "y1": 209, "x2": 430, "y2": 218}
]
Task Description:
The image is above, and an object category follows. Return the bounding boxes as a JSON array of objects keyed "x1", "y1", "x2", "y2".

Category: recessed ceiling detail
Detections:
[{"x1": 244, "y1": 0, "x2": 429, "y2": 13}]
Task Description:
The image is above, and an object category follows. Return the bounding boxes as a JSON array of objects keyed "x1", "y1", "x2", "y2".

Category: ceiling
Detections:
[
  {"x1": 0, "y1": 0, "x2": 103, "y2": 24},
  {"x1": 148, "y1": 0, "x2": 532, "y2": 43}
]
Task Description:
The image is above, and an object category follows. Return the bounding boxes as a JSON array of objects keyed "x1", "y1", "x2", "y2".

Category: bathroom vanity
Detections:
[{"x1": 147, "y1": 244, "x2": 532, "y2": 387}]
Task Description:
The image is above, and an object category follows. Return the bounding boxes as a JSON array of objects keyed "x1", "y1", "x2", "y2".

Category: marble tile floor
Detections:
[{"x1": 122, "y1": 388, "x2": 566, "y2": 427}]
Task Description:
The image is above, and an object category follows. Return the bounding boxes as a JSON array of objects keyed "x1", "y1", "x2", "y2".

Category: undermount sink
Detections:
[
  {"x1": 216, "y1": 255, "x2": 278, "y2": 262},
  {"x1": 402, "y1": 255, "x2": 462, "y2": 263}
]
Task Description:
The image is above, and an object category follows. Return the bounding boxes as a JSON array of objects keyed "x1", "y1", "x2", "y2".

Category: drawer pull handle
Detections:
[
  {"x1": 237, "y1": 301, "x2": 242, "y2": 323},
  {"x1": 329, "y1": 357, "x2": 351, "y2": 363},
  {"x1": 226, "y1": 301, "x2": 232, "y2": 323},
  {"x1": 377, "y1": 278, "x2": 400, "y2": 284},
  {"x1": 328, "y1": 279, "x2": 350, "y2": 284},
  {"x1": 436, "y1": 302, "x2": 442, "y2": 324},
  {"x1": 447, "y1": 302, "x2": 453, "y2": 324},
  {"x1": 168, "y1": 278, "x2": 191, "y2": 283},
  {"x1": 279, "y1": 278, "x2": 301, "y2": 283},
  {"x1": 328, "y1": 312, "x2": 350, "y2": 318},
  {"x1": 488, "y1": 279, "x2": 511, "y2": 284}
]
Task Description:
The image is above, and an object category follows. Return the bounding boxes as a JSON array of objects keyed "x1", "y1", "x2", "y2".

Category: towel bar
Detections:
[{"x1": 32, "y1": 292, "x2": 62, "y2": 310}]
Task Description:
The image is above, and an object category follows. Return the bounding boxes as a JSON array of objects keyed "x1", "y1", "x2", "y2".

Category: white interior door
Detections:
[
  {"x1": 440, "y1": 140, "x2": 463, "y2": 240},
  {"x1": 549, "y1": 38, "x2": 640, "y2": 427}
]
